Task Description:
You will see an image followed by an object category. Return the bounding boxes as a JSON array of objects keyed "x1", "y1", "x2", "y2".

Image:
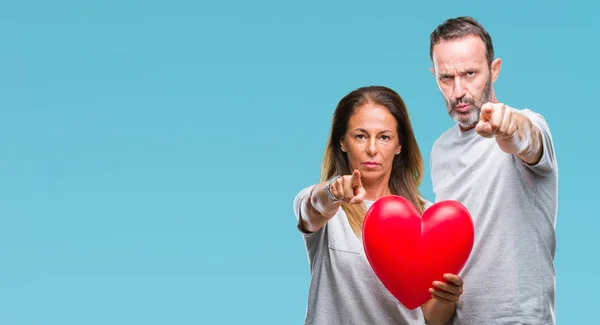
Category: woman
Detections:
[{"x1": 293, "y1": 86, "x2": 464, "y2": 325}]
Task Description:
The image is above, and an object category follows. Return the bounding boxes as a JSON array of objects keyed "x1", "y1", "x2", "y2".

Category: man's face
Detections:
[{"x1": 430, "y1": 35, "x2": 500, "y2": 129}]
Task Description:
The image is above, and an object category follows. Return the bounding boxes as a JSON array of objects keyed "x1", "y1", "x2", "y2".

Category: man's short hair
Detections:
[{"x1": 430, "y1": 16, "x2": 495, "y2": 65}]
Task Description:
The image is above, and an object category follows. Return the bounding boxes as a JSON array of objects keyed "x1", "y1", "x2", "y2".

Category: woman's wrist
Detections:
[{"x1": 311, "y1": 183, "x2": 340, "y2": 218}]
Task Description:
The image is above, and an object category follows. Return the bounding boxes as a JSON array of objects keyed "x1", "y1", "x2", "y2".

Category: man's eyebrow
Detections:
[
  {"x1": 459, "y1": 67, "x2": 480, "y2": 73},
  {"x1": 438, "y1": 67, "x2": 480, "y2": 77}
]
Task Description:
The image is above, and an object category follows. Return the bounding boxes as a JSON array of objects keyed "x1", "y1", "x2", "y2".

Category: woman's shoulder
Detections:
[{"x1": 419, "y1": 196, "x2": 434, "y2": 209}]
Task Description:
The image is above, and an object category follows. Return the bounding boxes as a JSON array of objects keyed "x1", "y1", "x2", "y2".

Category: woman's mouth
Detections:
[{"x1": 363, "y1": 161, "x2": 379, "y2": 168}]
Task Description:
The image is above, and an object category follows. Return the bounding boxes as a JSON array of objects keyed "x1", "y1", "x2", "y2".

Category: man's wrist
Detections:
[{"x1": 514, "y1": 113, "x2": 533, "y2": 155}]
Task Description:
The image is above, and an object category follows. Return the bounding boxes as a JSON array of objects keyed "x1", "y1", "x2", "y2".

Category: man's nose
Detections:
[{"x1": 453, "y1": 77, "x2": 467, "y2": 98}]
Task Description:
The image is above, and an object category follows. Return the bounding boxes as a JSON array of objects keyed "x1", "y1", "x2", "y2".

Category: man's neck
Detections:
[{"x1": 459, "y1": 123, "x2": 476, "y2": 132}]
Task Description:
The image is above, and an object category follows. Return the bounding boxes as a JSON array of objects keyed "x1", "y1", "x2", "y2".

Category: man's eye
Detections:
[{"x1": 467, "y1": 71, "x2": 475, "y2": 76}]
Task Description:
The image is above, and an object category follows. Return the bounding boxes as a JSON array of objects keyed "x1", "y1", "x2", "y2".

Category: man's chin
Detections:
[
  {"x1": 457, "y1": 121, "x2": 477, "y2": 129},
  {"x1": 449, "y1": 109, "x2": 479, "y2": 128},
  {"x1": 451, "y1": 115, "x2": 478, "y2": 128}
]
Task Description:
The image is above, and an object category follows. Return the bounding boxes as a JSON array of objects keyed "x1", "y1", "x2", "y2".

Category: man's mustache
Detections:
[{"x1": 451, "y1": 97, "x2": 475, "y2": 108}]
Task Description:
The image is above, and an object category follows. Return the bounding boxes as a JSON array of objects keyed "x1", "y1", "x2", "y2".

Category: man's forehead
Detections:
[
  {"x1": 432, "y1": 36, "x2": 487, "y2": 67},
  {"x1": 435, "y1": 58, "x2": 485, "y2": 73}
]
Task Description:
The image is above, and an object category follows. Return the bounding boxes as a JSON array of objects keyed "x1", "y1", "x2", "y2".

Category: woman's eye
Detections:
[
  {"x1": 355, "y1": 134, "x2": 365, "y2": 139},
  {"x1": 381, "y1": 135, "x2": 390, "y2": 140}
]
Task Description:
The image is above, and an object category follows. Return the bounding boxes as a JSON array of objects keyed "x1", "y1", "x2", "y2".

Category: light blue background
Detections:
[{"x1": 1, "y1": 0, "x2": 597, "y2": 324}]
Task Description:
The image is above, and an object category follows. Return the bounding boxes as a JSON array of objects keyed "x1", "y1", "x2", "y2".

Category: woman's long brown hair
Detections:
[{"x1": 320, "y1": 86, "x2": 426, "y2": 238}]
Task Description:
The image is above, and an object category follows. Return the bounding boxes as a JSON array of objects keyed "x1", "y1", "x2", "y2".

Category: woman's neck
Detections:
[{"x1": 362, "y1": 176, "x2": 391, "y2": 201}]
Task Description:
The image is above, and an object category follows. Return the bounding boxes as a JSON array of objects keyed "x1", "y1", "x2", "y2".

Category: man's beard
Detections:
[{"x1": 443, "y1": 77, "x2": 493, "y2": 128}]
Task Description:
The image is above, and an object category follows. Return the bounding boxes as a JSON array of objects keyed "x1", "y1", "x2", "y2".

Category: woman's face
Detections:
[{"x1": 340, "y1": 102, "x2": 401, "y2": 182}]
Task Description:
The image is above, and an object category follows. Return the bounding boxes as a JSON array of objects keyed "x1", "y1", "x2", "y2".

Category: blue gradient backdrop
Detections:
[{"x1": 1, "y1": 0, "x2": 597, "y2": 324}]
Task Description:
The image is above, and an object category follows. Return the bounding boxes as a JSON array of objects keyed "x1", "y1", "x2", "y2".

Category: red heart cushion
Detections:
[{"x1": 362, "y1": 195, "x2": 474, "y2": 310}]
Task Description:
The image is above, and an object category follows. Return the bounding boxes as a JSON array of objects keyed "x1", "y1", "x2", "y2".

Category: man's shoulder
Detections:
[
  {"x1": 511, "y1": 106, "x2": 539, "y2": 115},
  {"x1": 512, "y1": 107, "x2": 550, "y2": 126},
  {"x1": 432, "y1": 124, "x2": 459, "y2": 150}
]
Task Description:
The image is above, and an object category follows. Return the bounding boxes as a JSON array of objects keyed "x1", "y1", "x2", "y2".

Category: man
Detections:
[{"x1": 428, "y1": 16, "x2": 558, "y2": 324}]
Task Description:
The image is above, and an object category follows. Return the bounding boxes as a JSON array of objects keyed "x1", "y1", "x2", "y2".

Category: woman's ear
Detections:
[
  {"x1": 340, "y1": 140, "x2": 346, "y2": 152},
  {"x1": 396, "y1": 144, "x2": 402, "y2": 155}
]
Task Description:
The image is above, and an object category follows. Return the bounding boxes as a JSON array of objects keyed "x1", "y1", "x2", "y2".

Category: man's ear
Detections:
[{"x1": 491, "y1": 58, "x2": 502, "y2": 82}]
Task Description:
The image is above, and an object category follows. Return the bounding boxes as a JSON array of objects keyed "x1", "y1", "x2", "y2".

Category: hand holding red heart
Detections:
[
  {"x1": 362, "y1": 196, "x2": 474, "y2": 310},
  {"x1": 430, "y1": 273, "x2": 464, "y2": 303}
]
